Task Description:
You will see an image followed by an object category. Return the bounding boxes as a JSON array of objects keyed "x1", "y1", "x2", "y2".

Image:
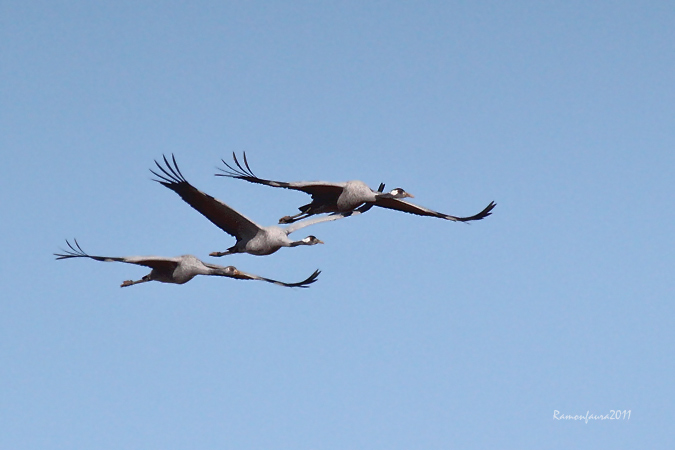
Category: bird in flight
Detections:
[
  {"x1": 151, "y1": 154, "x2": 378, "y2": 257},
  {"x1": 216, "y1": 152, "x2": 496, "y2": 224},
  {"x1": 55, "y1": 239, "x2": 320, "y2": 288}
]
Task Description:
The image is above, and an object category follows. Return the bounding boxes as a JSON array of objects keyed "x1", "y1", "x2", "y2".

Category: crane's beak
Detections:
[
  {"x1": 406, "y1": 192, "x2": 415, "y2": 198},
  {"x1": 317, "y1": 239, "x2": 325, "y2": 244}
]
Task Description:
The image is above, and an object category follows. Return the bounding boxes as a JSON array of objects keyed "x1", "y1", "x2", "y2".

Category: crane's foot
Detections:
[
  {"x1": 278, "y1": 215, "x2": 296, "y2": 224},
  {"x1": 121, "y1": 280, "x2": 134, "y2": 287},
  {"x1": 279, "y1": 214, "x2": 311, "y2": 224},
  {"x1": 209, "y1": 251, "x2": 226, "y2": 257}
]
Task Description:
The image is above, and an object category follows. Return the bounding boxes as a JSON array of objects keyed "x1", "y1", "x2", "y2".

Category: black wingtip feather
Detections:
[
  {"x1": 151, "y1": 154, "x2": 190, "y2": 186},
  {"x1": 456, "y1": 201, "x2": 497, "y2": 222},
  {"x1": 55, "y1": 238, "x2": 88, "y2": 260},
  {"x1": 242, "y1": 152, "x2": 256, "y2": 177},
  {"x1": 163, "y1": 154, "x2": 181, "y2": 181},
  {"x1": 297, "y1": 269, "x2": 321, "y2": 288},
  {"x1": 216, "y1": 152, "x2": 257, "y2": 178}
]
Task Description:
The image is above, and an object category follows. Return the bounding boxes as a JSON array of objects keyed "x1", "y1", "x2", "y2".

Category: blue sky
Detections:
[{"x1": 2, "y1": 1, "x2": 674, "y2": 448}]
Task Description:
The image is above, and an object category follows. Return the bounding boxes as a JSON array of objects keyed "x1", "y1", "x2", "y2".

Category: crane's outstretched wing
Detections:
[
  {"x1": 373, "y1": 199, "x2": 496, "y2": 222},
  {"x1": 151, "y1": 154, "x2": 261, "y2": 240},
  {"x1": 216, "y1": 152, "x2": 347, "y2": 199},
  {"x1": 55, "y1": 239, "x2": 180, "y2": 271},
  {"x1": 205, "y1": 264, "x2": 321, "y2": 288}
]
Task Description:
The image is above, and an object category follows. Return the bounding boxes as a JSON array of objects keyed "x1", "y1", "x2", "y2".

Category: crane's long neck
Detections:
[
  {"x1": 288, "y1": 236, "x2": 324, "y2": 247},
  {"x1": 289, "y1": 239, "x2": 311, "y2": 247}
]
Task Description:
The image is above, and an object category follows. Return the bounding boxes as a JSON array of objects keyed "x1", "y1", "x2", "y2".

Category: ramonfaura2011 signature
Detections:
[{"x1": 553, "y1": 410, "x2": 631, "y2": 423}]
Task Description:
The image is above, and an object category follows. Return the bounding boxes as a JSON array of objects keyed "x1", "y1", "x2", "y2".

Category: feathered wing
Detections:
[
  {"x1": 151, "y1": 154, "x2": 261, "y2": 240},
  {"x1": 373, "y1": 198, "x2": 496, "y2": 222},
  {"x1": 204, "y1": 263, "x2": 321, "y2": 288},
  {"x1": 244, "y1": 268, "x2": 321, "y2": 288},
  {"x1": 216, "y1": 151, "x2": 347, "y2": 200},
  {"x1": 55, "y1": 239, "x2": 181, "y2": 271}
]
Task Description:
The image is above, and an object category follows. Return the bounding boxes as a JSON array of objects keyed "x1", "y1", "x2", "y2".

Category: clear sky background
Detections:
[{"x1": 2, "y1": 1, "x2": 674, "y2": 448}]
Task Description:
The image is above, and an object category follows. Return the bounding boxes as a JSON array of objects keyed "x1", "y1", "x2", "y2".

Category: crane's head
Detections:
[
  {"x1": 302, "y1": 235, "x2": 324, "y2": 245},
  {"x1": 289, "y1": 235, "x2": 324, "y2": 248},
  {"x1": 221, "y1": 266, "x2": 238, "y2": 276},
  {"x1": 382, "y1": 188, "x2": 414, "y2": 199},
  {"x1": 211, "y1": 265, "x2": 240, "y2": 277}
]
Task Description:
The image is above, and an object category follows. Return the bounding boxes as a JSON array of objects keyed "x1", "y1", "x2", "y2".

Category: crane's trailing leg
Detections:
[
  {"x1": 209, "y1": 250, "x2": 232, "y2": 257},
  {"x1": 279, "y1": 212, "x2": 309, "y2": 224},
  {"x1": 121, "y1": 276, "x2": 151, "y2": 288},
  {"x1": 279, "y1": 204, "x2": 315, "y2": 224}
]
